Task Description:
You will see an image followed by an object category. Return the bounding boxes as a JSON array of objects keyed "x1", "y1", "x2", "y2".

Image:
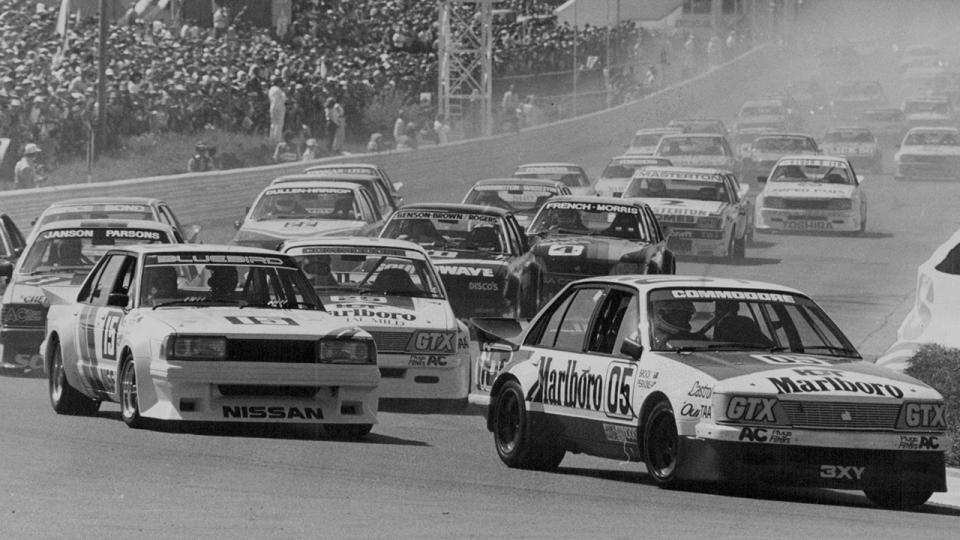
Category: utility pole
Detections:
[
  {"x1": 96, "y1": 0, "x2": 108, "y2": 161},
  {"x1": 438, "y1": 0, "x2": 493, "y2": 137}
]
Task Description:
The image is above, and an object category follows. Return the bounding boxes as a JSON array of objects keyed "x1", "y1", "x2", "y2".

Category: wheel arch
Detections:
[
  {"x1": 486, "y1": 373, "x2": 522, "y2": 432},
  {"x1": 636, "y1": 391, "x2": 672, "y2": 451}
]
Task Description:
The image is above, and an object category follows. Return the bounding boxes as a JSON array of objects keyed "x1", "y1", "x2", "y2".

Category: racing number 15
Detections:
[{"x1": 102, "y1": 312, "x2": 122, "y2": 360}]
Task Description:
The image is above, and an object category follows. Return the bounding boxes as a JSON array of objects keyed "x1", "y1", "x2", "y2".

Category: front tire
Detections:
[
  {"x1": 493, "y1": 381, "x2": 564, "y2": 470},
  {"x1": 48, "y1": 343, "x2": 99, "y2": 416},
  {"x1": 643, "y1": 401, "x2": 681, "y2": 488},
  {"x1": 863, "y1": 483, "x2": 933, "y2": 510},
  {"x1": 119, "y1": 358, "x2": 145, "y2": 429},
  {"x1": 325, "y1": 424, "x2": 373, "y2": 440}
]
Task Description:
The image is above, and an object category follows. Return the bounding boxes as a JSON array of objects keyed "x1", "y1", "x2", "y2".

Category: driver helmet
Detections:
[
  {"x1": 654, "y1": 299, "x2": 695, "y2": 334},
  {"x1": 274, "y1": 197, "x2": 296, "y2": 213}
]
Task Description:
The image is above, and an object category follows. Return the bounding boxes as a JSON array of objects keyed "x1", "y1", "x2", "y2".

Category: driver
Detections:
[
  {"x1": 272, "y1": 197, "x2": 303, "y2": 216},
  {"x1": 301, "y1": 255, "x2": 339, "y2": 287},
  {"x1": 549, "y1": 208, "x2": 586, "y2": 231},
  {"x1": 401, "y1": 219, "x2": 446, "y2": 244},
  {"x1": 207, "y1": 265, "x2": 239, "y2": 301},
  {"x1": 652, "y1": 298, "x2": 698, "y2": 348},
  {"x1": 53, "y1": 238, "x2": 90, "y2": 266}
]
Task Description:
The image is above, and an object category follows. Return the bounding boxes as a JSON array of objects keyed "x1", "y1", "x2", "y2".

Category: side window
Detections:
[
  {"x1": 361, "y1": 190, "x2": 381, "y2": 221},
  {"x1": 77, "y1": 256, "x2": 112, "y2": 303},
  {"x1": 158, "y1": 205, "x2": 184, "y2": 232},
  {"x1": 527, "y1": 286, "x2": 603, "y2": 351},
  {"x1": 114, "y1": 256, "x2": 137, "y2": 297},
  {"x1": 87, "y1": 255, "x2": 127, "y2": 306},
  {"x1": 725, "y1": 176, "x2": 739, "y2": 203},
  {"x1": 2, "y1": 215, "x2": 25, "y2": 251},
  {"x1": 587, "y1": 288, "x2": 639, "y2": 356},
  {"x1": 502, "y1": 217, "x2": 521, "y2": 254}
]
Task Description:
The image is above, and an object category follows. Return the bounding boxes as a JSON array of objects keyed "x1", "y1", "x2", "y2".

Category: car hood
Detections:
[
  {"x1": 761, "y1": 182, "x2": 856, "y2": 198},
  {"x1": 138, "y1": 306, "x2": 363, "y2": 338},
  {"x1": 321, "y1": 294, "x2": 456, "y2": 330},
  {"x1": 8, "y1": 270, "x2": 90, "y2": 306},
  {"x1": 642, "y1": 198, "x2": 728, "y2": 217},
  {"x1": 237, "y1": 219, "x2": 368, "y2": 242},
  {"x1": 532, "y1": 235, "x2": 653, "y2": 262},
  {"x1": 897, "y1": 144, "x2": 960, "y2": 156}
]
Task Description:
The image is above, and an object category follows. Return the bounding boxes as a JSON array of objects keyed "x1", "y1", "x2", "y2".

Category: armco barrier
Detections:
[{"x1": 0, "y1": 45, "x2": 786, "y2": 233}]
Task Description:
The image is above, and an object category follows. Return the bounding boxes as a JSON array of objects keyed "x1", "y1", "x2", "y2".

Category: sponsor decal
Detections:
[
  {"x1": 41, "y1": 229, "x2": 94, "y2": 239},
  {"x1": 547, "y1": 244, "x2": 585, "y2": 256},
  {"x1": 222, "y1": 406, "x2": 324, "y2": 419},
  {"x1": 751, "y1": 354, "x2": 831, "y2": 366},
  {"x1": 283, "y1": 221, "x2": 321, "y2": 228},
  {"x1": 20, "y1": 295, "x2": 48, "y2": 305},
  {"x1": 902, "y1": 403, "x2": 946, "y2": 428},
  {"x1": 19, "y1": 275, "x2": 72, "y2": 287},
  {"x1": 476, "y1": 184, "x2": 556, "y2": 192},
  {"x1": 329, "y1": 295, "x2": 387, "y2": 304},
  {"x1": 783, "y1": 220, "x2": 835, "y2": 231},
  {"x1": 738, "y1": 427, "x2": 793, "y2": 443},
  {"x1": 408, "y1": 355, "x2": 449, "y2": 367},
  {"x1": 544, "y1": 202, "x2": 639, "y2": 214},
  {"x1": 265, "y1": 187, "x2": 352, "y2": 195},
  {"x1": 308, "y1": 167, "x2": 377, "y2": 176},
  {"x1": 819, "y1": 465, "x2": 864, "y2": 480},
  {"x1": 300, "y1": 246, "x2": 410, "y2": 257},
  {"x1": 671, "y1": 289, "x2": 796, "y2": 303},
  {"x1": 469, "y1": 281, "x2": 499, "y2": 291},
  {"x1": 519, "y1": 166, "x2": 576, "y2": 174},
  {"x1": 326, "y1": 307, "x2": 417, "y2": 323},
  {"x1": 394, "y1": 211, "x2": 499, "y2": 222},
  {"x1": 50, "y1": 204, "x2": 150, "y2": 214},
  {"x1": 427, "y1": 250, "x2": 458, "y2": 258},
  {"x1": 436, "y1": 266, "x2": 495, "y2": 277},
  {"x1": 535, "y1": 357, "x2": 636, "y2": 420},
  {"x1": 3, "y1": 305, "x2": 44, "y2": 323},
  {"x1": 105, "y1": 229, "x2": 162, "y2": 240},
  {"x1": 635, "y1": 170, "x2": 721, "y2": 182},
  {"x1": 687, "y1": 381, "x2": 714, "y2": 399},
  {"x1": 602, "y1": 423, "x2": 636, "y2": 443},
  {"x1": 102, "y1": 312, "x2": 122, "y2": 360},
  {"x1": 777, "y1": 158, "x2": 850, "y2": 168},
  {"x1": 898, "y1": 435, "x2": 940, "y2": 450},
  {"x1": 767, "y1": 374, "x2": 904, "y2": 398},
  {"x1": 655, "y1": 207, "x2": 715, "y2": 217},
  {"x1": 726, "y1": 397, "x2": 776, "y2": 422},
  {"x1": 225, "y1": 316, "x2": 299, "y2": 326},
  {"x1": 150, "y1": 254, "x2": 288, "y2": 266},
  {"x1": 413, "y1": 332, "x2": 455, "y2": 351},
  {"x1": 680, "y1": 402, "x2": 712, "y2": 419},
  {"x1": 636, "y1": 369, "x2": 659, "y2": 389}
]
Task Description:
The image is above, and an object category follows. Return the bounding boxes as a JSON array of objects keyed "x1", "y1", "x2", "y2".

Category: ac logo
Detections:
[{"x1": 738, "y1": 427, "x2": 768, "y2": 442}]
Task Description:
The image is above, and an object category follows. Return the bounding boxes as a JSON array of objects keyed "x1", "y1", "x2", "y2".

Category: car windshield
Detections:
[
  {"x1": 139, "y1": 258, "x2": 322, "y2": 309},
  {"x1": 669, "y1": 120, "x2": 723, "y2": 133},
  {"x1": 19, "y1": 227, "x2": 171, "y2": 275},
  {"x1": 904, "y1": 100, "x2": 951, "y2": 115},
  {"x1": 823, "y1": 130, "x2": 874, "y2": 143},
  {"x1": 250, "y1": 187, "x2": 361, "y2": 221},
  {"x1": 646, "y1": 288, "x2": 860, "y2": 357},
  {"x1": 514, "y1": 168, "x2": 584, "y2": 187},
  {"x1": 769, "y1": 161, "x2": 851, "y2": 184},
  {"x1": 754, "y1": 137, "x2": 814, "y2": 152},
  {"x1": 381, "y1": 210, "x2": 508, "y2": 253},
  {"x1": 36, "y1": 204, "x2": 154, "y2": 228},
  {"x1": 741, "y1": 105, "x2": 785, "y2": 117},
  {"x1": 657, "y1": 136, "x2": 729, "y2": 157},
  {"x1": 624, "y1": 175, "x2": 728, "y2": 201},
  {"x1": 528, "y1": 201, "x2": 650, "y2": 241},
  {"x1": 631, "y1": 133, "x2": 667, "y2": 147},
  {"x1": 290, "y1": 249, "x2": 444, "y2": 298},
  {"x1": 861, "y1": 110, "x2": 903, "y2": 122},
  {"x1": 903, "y1": 131, "x2": 960, "y2": 146},
  {"x1": 464, "y1": 185, "x2": 560, "y2": 216}
]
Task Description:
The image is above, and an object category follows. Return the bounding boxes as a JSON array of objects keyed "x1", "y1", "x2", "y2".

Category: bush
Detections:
[{"x1": 905, "y1": 343, "x2": 960, "y2": 466}]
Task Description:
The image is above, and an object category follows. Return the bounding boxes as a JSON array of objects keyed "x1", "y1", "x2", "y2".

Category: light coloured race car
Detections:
[
  {"x1": 877, "y1": 227, "x2": 960, "y2": 372},
  {"x1": 624, "y1": 128, "x2": 682, "y2": 156},
  {"x1": 303, "y1": 162, "x2": 404, "y2": 208},
  {"x1": 272, "y1": 173, "x2": 397, "y2": 220},
  {"x1": 594, "y1": 155, "x2": 672, "y2": 198},
  {"x1": 231, "y1": 181, "x2": 386, "y2": 249},
  {"x1": 755, "y1": 155, "x2": 867, "y2": 234},
  {"x1": 0, "y1": 219, "x2": 177, "y2": 376},
  {"x1": 622, "y1": 166, "x2": 752, "y2": 259},
  {"x1": 473, "y1": 276, "x2": 949, "y2": 510},
  {"x1": 513, "y1": 162, "x2": 596, "y2": 196},
  {"x1": 894, "y1": 126, "x2": 960, "y2": 181},
  {"x1": 41, "y1": 244, "x2": 379, "y2": 438},
  {"x1": 666, "y1": 118, "x2": 728, "y2": 137},
  {"x1": 461, "y1": 177, "x2": 570, "y2": 229},
  {"x1": 830, "y1": 81, "x2": 886, "y2": 121},
  {"x1": 902, "y1": 97, "x2": 956, "y2": 129},
  {"x1": 654, "y1": 133, "x2": 737, "y2": 173},
  {"x1": 280, "y1": 237, "x2": 471, "y2": 406},
  {"x1": 734, "y1": 99, "x2": 791, "y2": 135},
  {"x1": 819, "y1": 127, "x2": 882, "y2": 173},
  {"x1": 738, "y1": 132, "x2": 820, "y2": 184},
  {"x1": 31, "y1": 196, "x2": 202, "y2": 243}
]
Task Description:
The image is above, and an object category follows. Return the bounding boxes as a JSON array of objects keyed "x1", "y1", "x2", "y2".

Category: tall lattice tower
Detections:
[{"x1": 438, "y1": 0, "x2": 493, "y2": 137}]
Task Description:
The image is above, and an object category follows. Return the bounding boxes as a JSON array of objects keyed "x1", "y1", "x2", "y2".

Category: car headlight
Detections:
[
  {"x1": 761, "y1": 196, "x2": 785, "y2": 209},
  {"x1": 696, "y1": 217, "x2": 722, "y2": 229},
  {"x1": 162, "y1": 335, "x2": 227, "y2": 360},
  {"x1": 715, "y1": 394, "x2": 786, "y2": 425},
  {"x1": 611, "y1": 260, "x2": 645, "y2": 274},
  {"x1": 896, "y1": 401, "x2": 947, "y2": 430},
  {"x1": 319, "y1": 338, "x2": 376, "y2": 364},
  {"x1": 827, "y1": 198, "x2": 853, "y2": 210},
  {"x1": 407, "y1": 331, "x2": 456, "y2": 354}
]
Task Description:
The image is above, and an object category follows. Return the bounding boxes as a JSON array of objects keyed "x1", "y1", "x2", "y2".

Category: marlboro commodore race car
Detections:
[
  {"x1": 280, "y1": 237, "x2": 471, "y2": 404},
  {"x1": 755, "y1": 155, "x2": 867, "y2": 234},
  {"x1": 379, "y1": 204, "x2": 540, "y2": 319},
  {"x1": 41, "y1": 244, "x2": 379, "y2": 438},
  {"x1": 461, "y1": 177, "x2": 571, "y2": 229},
  {"x1": 474, "y1": 276, "x2": 949, "y2": 510},
  {"x1": 622, "y1": 167, "x2": 753, "y2": 259},
  {"x1": 525, "y1": 196, "x2": 674, "y2": 303},
  {"x1": 31, "y1": 196, "x2": 202, "y2": 243},
  {"x1": 0, "y1": 220, "x2": 178, "y2": 376},
  {"x1": 231, "y1": 181, "x2": 386, "y2": 249}
]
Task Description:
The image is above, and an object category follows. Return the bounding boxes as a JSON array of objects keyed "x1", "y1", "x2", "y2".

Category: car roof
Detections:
[
  {"x1": 305, "y1": 163, "x2": 383, "y2": 171},
  {"x1": 905, "y1": 126, "x2": 960, "y2": 133},
  {"x1": 633, "y1": 127, "x2": 682, "y2": 135},
  {"x1": 775, "y1": 154, "x2": 848, "y2": 163},
  {"x1": 33, "y1": 218, "x2": 174, "y2": 233},
  {"x1": 608, "y1": 155, "x2": 673, "y2": 163},
  {"x1": 114, "y1": 243, "x2": 287, "y2": 256},
  {"x1": 470, "y1": 177, "x2": 566, "y2": 189},
  {"x1": 516, "y1": 162, "x2": 582, "y2": 170},
  {"x1": 397, "y1": 202, "x2": 510, "y2": 217},
  {"x1": 544, "y1": 195, "x2": 652, "y2": 209},
  {"x1": 44, "y1": 196, "x2": 161, "y2": 208},
  {"x1": 575, "y1": 274, "x2": 806, "y2": 295},
  {"x1": 660, "y1": 132, "x2": 726, "y2": 139},
  {"x1": 272, "y1": 173, "x2": 379, "y2": 184},
  {"x1": 754, "y1": 132, "x2": 815, "y2": 139},
  {"x1": 280, "y1": 236, "x2": 429, "y2": 257},
  {"x1": 825, "y1": 126, "x2": 873, "y2": 133},
  {"x1": 260, "y1": 180, "x2": 362, "y2": 191}
]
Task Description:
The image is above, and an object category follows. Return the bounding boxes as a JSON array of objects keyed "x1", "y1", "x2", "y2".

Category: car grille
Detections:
[
  {"x1": 780, "y1": 401, "x2": 900, "y2": 430},
  {"x1": 783, "y1": 199, "x2": 832, "y2": 210},
  {"x1": 226, "y1": 339, "x2": 318, "y2": 363},
  {"x1": 367, "y1": 331, "x2": 410, "y2": 354},
  {"x1": 218, "y1": 385, "x2": 319, "y2": 398}
]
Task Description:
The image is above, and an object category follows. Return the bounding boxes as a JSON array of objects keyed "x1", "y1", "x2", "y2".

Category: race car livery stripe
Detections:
[
  {"x1": 543, "y1": 202, "x2": 639, "y2": 214},
  {"x1": 79, "y1": 305, "x2": 105, "y2": 393},
  {"x1": 265, "y1": 187, "x2": 352, "y2": 195}
]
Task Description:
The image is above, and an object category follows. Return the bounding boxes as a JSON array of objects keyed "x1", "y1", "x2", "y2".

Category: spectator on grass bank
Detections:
[
  {"x1": 302, "y1": 138, "x2": 322, "y2": 160},
  {"x1": 213, "y1": 4, "x2": 229, "y2": 39},
  {"x1": 325, "y1": 97, "x2": 345, "y2": 154},
  {"x1": 14, "y1": 143, "x2": 45, "y2": 189},
  {"x1": 268, "y1": 78, "x2": 287, "y2": 142},
  {"x1": 273, "y1": 131, "x2": 301, "y2": 163},
  {"x1": 433, "y1": 116, "x2": 450, "y2": 145},
  {"x1": 187, "y1": 141, "x2": 216, "y2": 172}
]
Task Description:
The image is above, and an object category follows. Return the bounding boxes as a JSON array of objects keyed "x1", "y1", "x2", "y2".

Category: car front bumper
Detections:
[{"x1": 755, "y1": 208, "x2": 860, "y2": 232}]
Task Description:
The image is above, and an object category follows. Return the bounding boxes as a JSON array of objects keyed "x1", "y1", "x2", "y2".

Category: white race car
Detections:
[
  {"x1": 280, "y1": 237, "x2": 471, "y2": 406},
  {"x1": 594, "y1": 155, "x2": 672, "y2": 198},
  {"x1": 461, "y1": 177, "x2": 571, "y2": 229},
  {"x1": 231, "y1": 181, "x2": 386, "y2": 249},
  {"x1": 877, "y1": 228, "x2": 960, "y2": 372},
  {"x1": 474, "y1": 276, "x2": 949, "y2": 510},
  {"x1": 31, "y1": 196, "x2": 202, "y2": 243},
  {"x1": 513, "y1": 162, "x2": 596, "y2": 196},
  {"x1": 624, "y1": 128, "x2": 682, "y2": 156},
  {"x1": 819, "y1": 127, "x2": 882, "y2": 173},
  {"x1": 622, "y1": 166, "x2": 752, "y2": 259},
  {"x1": 654, "y1": 133, "x2": 737, "y2": 172},
  {"x1": 894, "y1": 126, "x2": 960, "y2": 181},
  {"x1": 902, "y1": 97, "x2": 955, "y2": 129},
  {"x1": 41, "y1": 244, "x2": 379, "y2": 438},
  {"x1": 755, "y1": 155, "x2": 867, "y2": 234}
]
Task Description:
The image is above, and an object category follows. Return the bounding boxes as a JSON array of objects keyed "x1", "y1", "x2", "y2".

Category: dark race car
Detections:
[
  {"x1": 379, "y1": 204, "x2": 540, "y2": 319},
  {"x1": 526, "y1": 196, "x2": 675, "y2": 303}
]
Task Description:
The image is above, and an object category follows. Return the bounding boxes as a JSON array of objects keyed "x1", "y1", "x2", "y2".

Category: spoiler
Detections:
[{"x1": 468, "y1": 317, "x2": 525, "y2": 348}]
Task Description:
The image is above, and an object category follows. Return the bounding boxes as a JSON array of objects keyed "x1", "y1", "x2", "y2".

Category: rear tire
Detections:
[
  {"x1": 643, "y1": 401, "x2": 681, "y2": 488},
  {"x1": 48, "y1": 343, "x2": 99, "y2": 416},
  {"x1": 119, "y1": 358, "x2": 145, "y2": 429},
  {"x1": 493, "y1": 381, "x2": 564, "y2": 470},
  {"x1": 325, "y1": 424, "x2": 373, "y2": 440}
]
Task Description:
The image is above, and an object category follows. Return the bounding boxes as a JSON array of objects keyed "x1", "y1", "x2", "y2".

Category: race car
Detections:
[
  {"x1": 272, "y1": 173, "x2": 397, "y2": 219},
  {"x1": 475, "y1": 276, "x2": 949, "y2": 510},
  {"x1": 41, "y1": 244, "x2": 379, "y2": 438},
  {"x1": 902, "y1": 97, "x2": 956, "y2": 129},
  {"x1": 231, "y1": 181, "x2": 386, "y2": 249},
  {"x1": 819, "y1": 127, "x2": 883, "y2": 173},
  {"x1": 894, "y1": 126, "x2": 960, "y2": 181},
  {"x1": 525, "y1": 196, "x2": 674, "y2": 303},
  {"x1": 830, "y1": 81, "x2": 886, "y2": 121},
  {"x1": 738, "y1": 132, "x2": 820, "y2": 183},
  {"x1": 31, "y1": 196, "x2": 202, "y2": 243},
  {"x1": 666, "y1": 118, "x2": 729, "y2": 137},
  {"x1": 877, "y1": 227, "x2": 960, "y2": 372},
  {"x1": 594, "y1": 155, "x2": 672, "y2": 198},
  {"x1": 733, "y1": 99, "x2": 791, "y2": 135},
  {"x1": 513, "y1": 162, "x2": 596, "y2": 196},
  {"x1": 654, "y1": 133, "x2": 737, "y2": 172},
  {"x1": 755, "y1": 155, "x2": 867, "y2": 234},
  {"x1": 461, "y1": 177, "x2": 570, "y2": 229},
  {"x1": 858, "y1": 108, "x2": 906, "y2": 147},
  {"x1": 622, "y1": 167, "x2": 752, "y2": 259},
  {"x1": 0, "y1": 210, "x2": 26, "y2": 295},
  {"x1": 0, "y1": 219, "x2": 177, "y2": 376},
  {"x1": 731, "y1": 126, "x2": 775, "y2": 158},
  {"x1": 303, "y1": 162, "x2": 405, "y2": 208},
  {"x1": 379, "y1": 204, "x2": 540, "y2": 319},
  {"x1": 624, "y1": 128, "x2": 682, "y2": 156},
  {"x1": 280, "y1": 237, "x2": 471, "y2": 405}
]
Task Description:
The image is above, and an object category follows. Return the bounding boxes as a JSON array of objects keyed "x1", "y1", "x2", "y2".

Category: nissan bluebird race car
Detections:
[
  {"x1": 42, "y1": 244, "x2": 379, "y2": 438},
  {"x1": 594, "y1": 155, "x2": 672, "y2": 198},
  {"x1": 525, "y1": 196, "x2": 674, "y2": 303},
  {"x1": 738, "y1": 133, "x2": 820, "y2": 184},
  {"x1": 379, "y1": 204, "x2": 540, "y2": 319},
  {"x1": 654, "y1": 134, "x2": 736, "y2": 173},
  {"x1": 894, "y1": 126, "x2": 960, "y2": 181},
  {"x1": 820, "y1": 127, "x2": 883, "y2": 173},
  {"x1": 513, "y1": 163, "x2": 596, "y2": 196},
  {"x1": 231, "y1": 181, "x2": 386, "y2": 249},
  {"x1": 303, "y1": 162, "x2": 405, "y2": 208},
  {"x1": 755, "y1": 155, "x2": 867, "y2": 234},
  {"x1": 474, "y1": 276, "x2": 949, "y2": 510},
  {"x1": 280, "y1": 237, "x2": 471, "y2": 405},
  {"x1": 31, "y1": 196, "x2": 202, "y2": 243},
  {"x1": 1, "y1": 219, "x2": 177, "y2": 376},
  {"x1": 461, "y1": 177, "x2": 571, "y2": 229},
  {"x1": 624, "y1": 128, "x2": 682, "y2": 156},
  {"x1": 622, "y1": 167, "x2": 753, "y2": 260}
]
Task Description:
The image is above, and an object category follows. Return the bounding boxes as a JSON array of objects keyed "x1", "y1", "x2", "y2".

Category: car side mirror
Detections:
[
  {"x1": 107, "y1": 292, "x2": 129, "y2": 308},
  {"x1": 757, "y1": 175, "x2": 767, "y2": 183},
  {"x1": 620, "y1": 338, "x2": 643, "y2": 361},
  {"x1": 0, "y1": 261, "x2": 13, "y2": 279}
]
